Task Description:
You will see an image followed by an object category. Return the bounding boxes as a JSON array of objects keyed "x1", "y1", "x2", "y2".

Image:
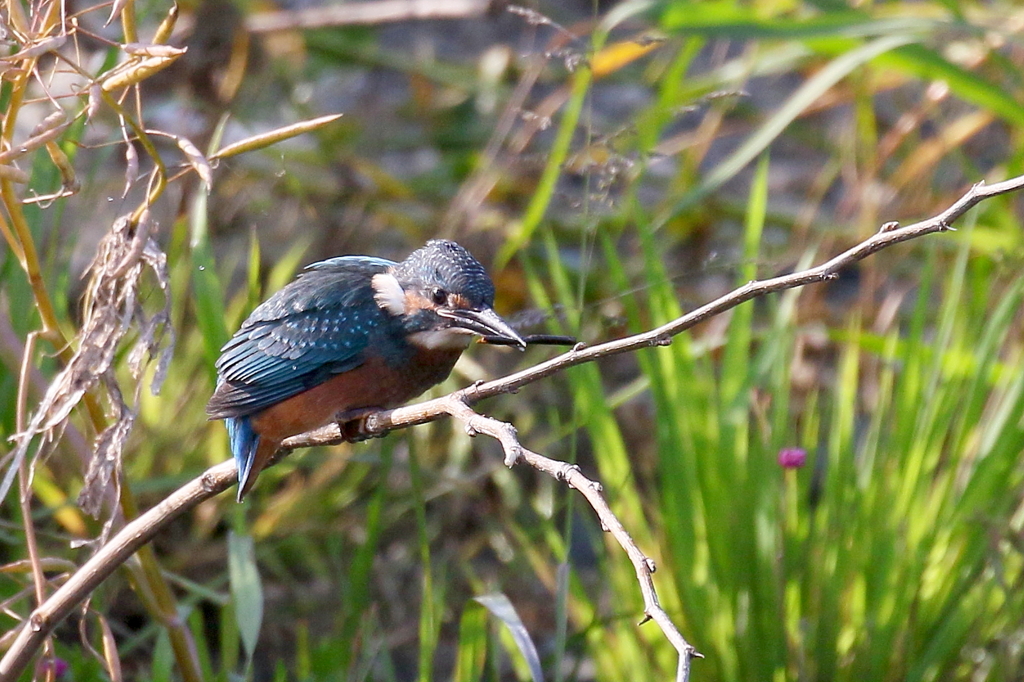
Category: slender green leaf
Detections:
[
  {"x1": 661, "y1": 3, "x2": 941, "y2": 39},
  {"x1": 228, "y1": 531, "x2": 264, "y2": 665}
]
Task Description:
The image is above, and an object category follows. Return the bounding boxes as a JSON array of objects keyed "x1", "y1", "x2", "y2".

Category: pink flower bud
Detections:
[
  {"x1": 778, "y1": 447, "x2": 807, "y2": 469},
  {"x1": 36, "y1": 657, "x2": 69, "y2": 679}
]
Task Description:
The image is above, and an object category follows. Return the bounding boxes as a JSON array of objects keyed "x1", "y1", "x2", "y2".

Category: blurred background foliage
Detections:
[{"x1": 3, "y1": 0, "x2": 1024, "y2": 680}]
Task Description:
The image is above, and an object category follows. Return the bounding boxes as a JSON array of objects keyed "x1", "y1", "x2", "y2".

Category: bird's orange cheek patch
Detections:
[
  {"x1": 402, "y1": 290, "x2": 473, "y2": 312},
  {"x1": 404, "y1": 289, "x2": 432, "y2": 312},
  {"x1": 448, "y1": 293, "x2": 471, "y2": 310}
]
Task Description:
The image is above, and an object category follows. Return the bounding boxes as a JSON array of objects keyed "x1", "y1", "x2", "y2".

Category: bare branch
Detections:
[
  {"x1": 439, "y1": 395, "x2": 702, "y2": 680},
  {"x1": 2, "y1": 174, "x2": 1023, "y2": 681}
]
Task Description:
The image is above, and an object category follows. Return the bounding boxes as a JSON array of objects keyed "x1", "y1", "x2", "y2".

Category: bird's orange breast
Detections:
[{"x1": 250, "y1": 347, "x2": 463, "y2": 444}]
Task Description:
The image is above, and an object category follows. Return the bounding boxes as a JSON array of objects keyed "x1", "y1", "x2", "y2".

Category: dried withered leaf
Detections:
[
  {"x1": 125, "y1": 225, "x2": 174, "y2": 394},
  {"x1": 78, "y1": 383, "x2": 133, "y2": 517},
  {"x1": 2, "y1": 212, "x2": 175, "y2": 516}
]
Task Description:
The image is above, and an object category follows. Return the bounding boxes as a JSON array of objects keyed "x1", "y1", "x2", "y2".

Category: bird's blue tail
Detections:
[{"x1": 225, "y1": 416, "x2": 260, "y2": 502}]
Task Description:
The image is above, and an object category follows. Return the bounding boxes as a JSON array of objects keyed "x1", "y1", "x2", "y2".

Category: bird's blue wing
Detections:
[
  {"x1": 207, "y1": 256, "x2": 395, "y2": 418},
  {"x1": 237, "y1": 256, "x2": 395, "y2": 327},
  {"x1": 303, "y1": 255, "x2": 394, "y2": 273}
]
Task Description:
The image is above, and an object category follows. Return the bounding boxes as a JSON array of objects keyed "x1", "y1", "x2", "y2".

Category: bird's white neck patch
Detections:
[
  {"x1": 407, "y1": 328, "x2": 474, "y2": 351},
  {"x1": 372, "y1": 272, "x2": 407, "y2": 316}
]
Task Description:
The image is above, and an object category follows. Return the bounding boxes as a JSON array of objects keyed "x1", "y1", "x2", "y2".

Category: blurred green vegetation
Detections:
[{"x1": 3, "y1": 0, "x2": 1024, "y2": 680}]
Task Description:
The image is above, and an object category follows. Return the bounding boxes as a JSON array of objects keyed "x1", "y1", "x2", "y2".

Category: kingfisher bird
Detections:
[{"x1": 207, "y1": 239, "x2": 525, "y2": 501}]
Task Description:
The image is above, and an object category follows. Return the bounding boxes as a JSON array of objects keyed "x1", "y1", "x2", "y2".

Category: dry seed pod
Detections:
[{"x1": 101, "y1": 52, "x2": 184, "y2": 91}]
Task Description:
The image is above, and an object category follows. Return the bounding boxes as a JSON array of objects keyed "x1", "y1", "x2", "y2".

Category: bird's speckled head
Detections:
[
  {"x1": 395, "y1": 240, "x2": 495, "y2": 308},
  {"x1": 371, "y1": 240, "x2": 524, "y2": 350}
]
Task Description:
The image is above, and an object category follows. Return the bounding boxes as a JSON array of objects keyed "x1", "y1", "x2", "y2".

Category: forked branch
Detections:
[{"x1": 439, "y1": 395, "x2": 702, "y2": 679}]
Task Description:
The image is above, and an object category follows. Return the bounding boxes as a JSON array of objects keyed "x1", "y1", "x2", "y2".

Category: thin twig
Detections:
[
  {"x1": 15, "y1": 332, "x2": 58, "y2": 679},
  {"x1": 2, "y1": 174, "x2": 1023, "y2": 681}
]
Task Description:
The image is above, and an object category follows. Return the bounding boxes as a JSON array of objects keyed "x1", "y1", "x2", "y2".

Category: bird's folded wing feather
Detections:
[{"x1": 206, "y1": 257, "x2": 395, "y2": 418}]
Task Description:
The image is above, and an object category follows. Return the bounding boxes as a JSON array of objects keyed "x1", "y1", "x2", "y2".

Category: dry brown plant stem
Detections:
[
  {"x1": 15, "y1": 332, "x2": 58, "y2": 677},
  {"x1": 2, "y1": 174, "x2": 1024, "y2": 682}
]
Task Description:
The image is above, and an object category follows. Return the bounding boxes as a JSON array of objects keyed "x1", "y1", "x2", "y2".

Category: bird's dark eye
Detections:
[{"x1": 431, "y1": 288, "x2": 448, "y2": 306}]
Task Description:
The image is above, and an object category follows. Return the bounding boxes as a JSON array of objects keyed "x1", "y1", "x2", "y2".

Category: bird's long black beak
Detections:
[{"x1": 440, "y1": 307, "x2": 527, "y2": 350}]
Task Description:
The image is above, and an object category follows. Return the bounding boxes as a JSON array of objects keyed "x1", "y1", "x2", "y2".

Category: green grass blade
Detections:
[
  {"x1": 453, "y1": 602, "x2": 488, "y2": 682},
  {"x1": 475, "y1": 594, "x2": 545, "y2": 682},
  {"x1": 656, "y1": 32, "x2": 917, "y2": 225}
]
